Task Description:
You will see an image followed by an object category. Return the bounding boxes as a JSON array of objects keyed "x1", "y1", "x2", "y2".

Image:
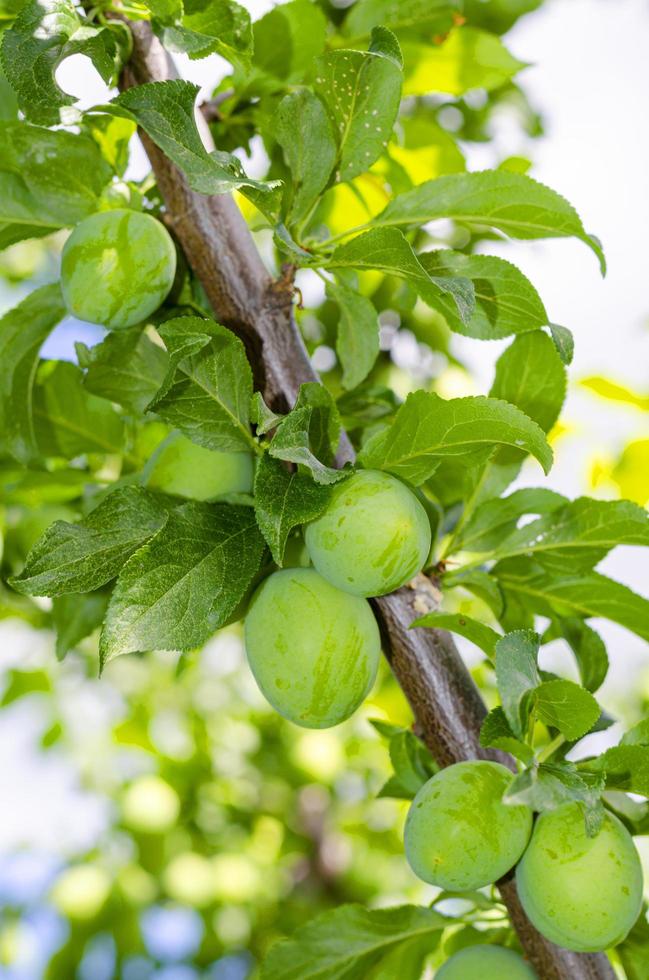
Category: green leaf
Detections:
[
  {"x1": 505, "y1": 763, "x2": 605, "y2": 835},
  {"x1": 33, "y1": 361, "x2": 125, "y2": 459},
  {"x1": 250, "y1": 392, "x2": 283, "y2": 436},
  {"x1": 52, "y1": 592, "x2": 110, "y2": 661},
  {"x1": 401, "y1": 27, "x2": 524, "y2": 98},
  {"x1": 343, "y1": 0, "x2": 459, "y2": 39},
  {"x1": 253, "y1": 454, "x2": 332, "y2": 566},
  {"x1": 532, "y1": 679, "x2": 600, "y2": 740},
  {"x1": 418, "y1": 251, "x2": 548, "y2": 340},
  {"x1": 479, "y1": 707, "x2": 534, "y2": 764},
  {"x1": 494, "y1": 629, "x2": 540, "y2": 738},
  {"x1": 411, "y1": 611, "x2": 500, "y2": 660},
  {"x1": 275, "y1": 89, "x2": 337, "y2": 228},
  {"x1": 269, "y1": 384, "x2": 346, "y2": 486},
  {"x1": 580, "y1": 746, "x2": 649, "y2": 798},
  {"x1": 113, "y1": 81, "x2": 280, "y2": 212},
  {"x1": 373, "y1": 171, "x2": 605, "y2": 273},
  {"x1": 378, "y1": 728, "x2": 438, "y2": 799},
  {"x1": 326, "y1": 281, "x2": 379, "y2": 390},
  {"x1": 490, "y1": 330, "x2": 566, "y2": 434},
  {"x1": 77, "y1": 328, "x2": 169, "y2": 415},
  {"x1": 152, "y1": 317, "x2": 256, "y2": 453},
  {"x1": 10, "y1": 486, "x2": 168, "y2": 597},
  {"x1": 548, "y1": 322, "x2": 574, "y2": 365},
  {"x1": 491, "y1": 497, "x2": 649, "y2": 572},
  {"x1": 451, "y1": 487, "x2": 567, "y2": 555},
  {"x1": 494, "y1": 560, "x2": 649, "y2": 645},
  {"x1": 358, "y1": 390, "x2": 552, "y2": 485},
  {"x1": 326, "y1": 227, "x2": 475, "y2": 324},
  {"x1": 0, "y1": 284, "x2": 66, "y2": 464},
  {"x1": 313, "y1": 31, "x2": 402, "y2": 183},
  {"x1": 158, "y1": 0, "x2": 253, "y2": 67},
  {"x1": 622, "y1": 719, "x2": 649, "y2": 747},
  {"x1": 617, "y1": 907, "x2": 649, "y2": 980},
  {"x1": 1, "y1": 0, "x2": 127, "y2": 124},
  {"x1": 260, "y1": 904, "x2": 447, "y2": 980},
  {"x1": 252, "y1": 0, "x2": 326, "y2": 86},
  {"x1": 0, "y1": 122, "x2": 112, "y2": 247},
  {"x1": 99, "y1": 502, "x2": 264, "y2": 668},
  {"x1": 442, "y1": 568, "x2": 504, "y2": 618},
  {"x1": 552, "y1": 617, "x2": 609, "y2": 693}
]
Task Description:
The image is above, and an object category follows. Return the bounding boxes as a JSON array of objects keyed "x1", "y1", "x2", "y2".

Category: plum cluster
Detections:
[
  {"x1": 245, "y1": 469, "x2": 431, "y2": 727},
  {"x1": 405, "y1": 761, "x2": 643, "y2": 957}
]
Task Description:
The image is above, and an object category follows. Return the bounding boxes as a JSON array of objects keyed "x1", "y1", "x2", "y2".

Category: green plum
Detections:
[
  {"x1": 244, "y1": 568, "x2": 380, "y2": 728},
  {"x1": 404, "y1": 761, "x2": 532, "y2": 890},
  {"x1": 304, "y1": 469, "x2": 431, "y2": 597},
  {"x1": 436, "y1": 945, "x2": 537, "y2": 979},
  {"x1": 61, "y1": 209, "x2": 176, "y2": 329},
  {"x1": 143, "y1": 432, "x2": 253, "y2": 500},
  {"x1": 516, "y1": 802, "x2": 643, "y2": 952}
]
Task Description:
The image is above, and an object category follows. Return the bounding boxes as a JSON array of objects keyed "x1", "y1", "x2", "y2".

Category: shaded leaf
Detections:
[
  {"x1": 52, "y1": 592, "x2": 110, "y2": 661},
  {"x1": 314, "y1": 30, "x2": 402, "y2": 183},
  {"x1": 159, "y1": 0, "x2": 253, "y2": 67},
  {"x1": 0, "y1": 284, "x2": 66, "y2": 464},
  {"x1": 260, "y1": 904, "x2": 447, "y2": 980},
  {"x1": 490, "y1": 330, "x2": 566, "y2": 434},
  {"x1": 33, "y1": 361, "x2": 125, "y2": 459},
  {"x1": 411, "y1": 611, "x2": 500, "y2": 660},
  {"x1": 275, "y1": 89, "x2": 337, "y2": 228},
  {"x1": 358, "y1": 390, "x2": 552, "y2": 485},
  {"x1": 533, "y1": 679, "x2": 600, "y2": 740},
  {"x1": 419, "y1": 251, "x2": 547, "y2": 340},
  {"x1": 327, "y1": 227, "x2": 474, "y2": 324},
  {"x1": 0, "y1": 122, "x2": 112, "y2": 245},
  {"x1": 374, "y1": 171, "x2": 605, "y2": 273},
  {"x1": 152, "y1": 317, "x2": 256, "y2": 453},
  {"x1": 100, "y1": 503, "x2": 265, "y2": 668},
  {"x1": 479, "y1": 707, "x2": 534, "y2": 764},
  {"x1": 10, "y1": 486, "x2": 168, "y2": 597},
  {"x1": 326, "y1": 280, "x2": 379, "y2": 390},
  {"x1": 494, "y1": 559, "x2": 649, "y2": 644},
  {"x1": 253, "y1": 454, "x2": 332, "y2": 566},
  {"x1": 494, "y1": 629, "x2": 540, "y2": 738},
  {"x1": 77, "y1": 328, "x2": 169, "y2": 415}
]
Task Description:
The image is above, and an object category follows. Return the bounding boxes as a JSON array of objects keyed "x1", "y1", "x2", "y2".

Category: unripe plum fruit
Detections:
[
  {"x1": 244, "y1": 568, "x2": 380, "y2": 728},
  {"x1": 304, "y1": 469, "x2": 431, "y2": 597},
  {"x1": 516, "y1": 802, "x2": 643, "y2": 952},
  {"x1": 61, "y1": 209, "x2": 176, "y2": 329},
  {"x1": 404, "y1": 761, "x2": 532, "y2": 890},
  {"x1": 143, "y1": 432, "x2": 253, "y2": 500},
  {"x1": 436, "y1": 945, "x2": 537, "y2": 979}
]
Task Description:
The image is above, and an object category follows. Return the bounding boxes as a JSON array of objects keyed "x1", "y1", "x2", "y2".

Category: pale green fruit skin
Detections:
[
  {"x1": 436, "y1": 945, "x2": 537, "y2": 979},
  {"x1": 516, "y1": 802, "x2": 643, "y2": 952},
  {"x1": 305, "y1": 469, "x2": 431, "y2": 597},
  {"x1": 61, "y1": 209, "x2": 176, "y2": 329},
  {"x1": 244, "y1": 568, "x2": 380, "y2": 729},
  {"x1": 404, "y1": 761, "x2": 532, "y2": 890},
  {"x1": 143, "y1": 432, "x2": 253, "y2": 500}
]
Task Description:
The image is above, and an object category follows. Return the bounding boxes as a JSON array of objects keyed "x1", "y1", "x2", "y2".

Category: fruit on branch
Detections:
[
  {"x1": 436, "y1": 944, "x2": 537, "y2": 979},
  {"x1": 61, "y1": 209, "x2": 176, "y2": 329},
  {"x1": 516, "y1": 802, "x2": 643, "y2": 952},
  {"x1": 244, "y1": 568, "x2": 380, "y2": 728},
  {"x1": 304, "y1": 469, "x2": 431, "y2": 597},
  {"x1": 143, "y1": 432, "x2": 253, "y2": 500},
  {"x1": 404, "y1": 761, "x2": 532, "y2": 889}
]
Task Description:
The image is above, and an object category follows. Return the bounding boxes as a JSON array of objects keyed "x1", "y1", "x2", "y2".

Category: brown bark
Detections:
[{"x1": 119, "y1": 21, "x2": 615, "y2": 980}]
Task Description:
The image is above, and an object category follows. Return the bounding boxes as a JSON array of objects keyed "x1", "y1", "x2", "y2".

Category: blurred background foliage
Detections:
[{"x1": 0, "y1": 0, "x2": 647, "y2": 977}]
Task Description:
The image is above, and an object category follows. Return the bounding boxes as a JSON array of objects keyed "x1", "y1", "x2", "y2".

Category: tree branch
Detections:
[{"x1": 119, "y1": 21, "x2": 615, "y2": 980}]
